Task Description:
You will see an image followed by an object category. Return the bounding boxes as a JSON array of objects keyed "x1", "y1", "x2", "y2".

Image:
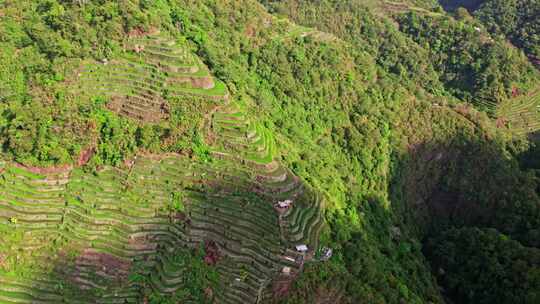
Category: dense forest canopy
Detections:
[
  {"x1": 474, "y1": 0, "x2": 540, "y2": 59},
  {"x1": 439, "y1": 0, "x2": 485, "y2": 10},
  {"x1": 0, "y1": 0, "x2": 539, "y2": 303},
  {"x1": 440, "y1": 0, "x2": 540, "y2": 60}
]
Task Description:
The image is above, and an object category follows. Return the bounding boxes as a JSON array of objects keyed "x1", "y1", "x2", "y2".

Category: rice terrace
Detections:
[
  {"x1": 0, "y1": 0, "x2": 540, "y2": 304},
  {"x1": 0, "y1": 29, "x2": 324, "y2": 303}
]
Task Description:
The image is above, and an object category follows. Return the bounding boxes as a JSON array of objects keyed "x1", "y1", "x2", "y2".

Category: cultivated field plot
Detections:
[
  {"x1": 497, "y1": 88, "x2": 540, "y2": 135},
  {"x1": 76, "y1": 32, "x2": 229, "y2": 123},
  {"x1": 0, "y1": 98, "x2": 324, "y2": 303}
]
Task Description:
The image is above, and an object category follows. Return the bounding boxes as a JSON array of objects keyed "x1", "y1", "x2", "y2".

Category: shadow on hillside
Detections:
[
  {"x1": 383, "y1": 129, "x2": 540, "y2": 304},
  {"x1": 437, "y1": 0, "x2": 484, "y2": 11},
  {"x1": 389, "y1": 134, "x2": 540, "y2": 245},
  {"x1": 9, "y1": 164, "x2": 315, "y2": 303},
  {"x1": 7, "y1": 134, "x2": 540, "y2": 303},
  {"x1": 11, "y1": 230, "x2": 210, "y2": 303},
  {"x1": 528, "y1": 130, "x2": 540, "y2": 143},
  {"x1": 9, "y1": 232, "x2": 188, "y2": 303}
]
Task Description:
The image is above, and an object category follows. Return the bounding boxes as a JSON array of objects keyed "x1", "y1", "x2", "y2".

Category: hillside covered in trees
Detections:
[{"x1": 0, "y1": 0, "x2": 539, "y2": 303}]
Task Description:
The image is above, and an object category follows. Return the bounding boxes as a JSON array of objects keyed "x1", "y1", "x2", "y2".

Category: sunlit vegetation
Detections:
[{"x1": 0, "y1": 0, "x2": 539, "y2": 303}]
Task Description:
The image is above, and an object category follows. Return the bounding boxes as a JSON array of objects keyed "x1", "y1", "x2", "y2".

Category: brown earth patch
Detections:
[
  {"x1": 13, "y1": 161, "x2": 73, "y2": 175},
  {"x1": 245, "y1": 23, "x2": 256, "y2": 38},
  {"x1": 106, "y1": 96, "x2": 123, "y2": 113},
  {"x1": 169, "y1": 76, "x2": 215, "y2": 90},
  {"x1": 496, "y1": 117, "x2": 507, "y2": 128},
  {"x1": 272, "y1": 274, "x2": 296, "y2": 300},
  {"x1": 123, "y1": 157, "x2": 136, "y2": 170},
  {"x1": 512, "y1": 87, "x2": 521, "y2": 98},
  {"x1": 314, "y1": 287, "x2": 345, "y2": 304},
  {"x1": 203, "y1": 240, "x2": 221, "y2": 266},
  {"x1": 0, "y1": 253, "x2": 7, "y2": 270},
  {"x1": 171, "y1": 211, "x2": 186, "y2": 222},
  {"x1": 191, "y1": 76, "x2": 215, "y2": 89},
  {"x1": 128, "y1": 26, "x2": 159, "y2": 38},
  {"x1": 74, "y1": 248, "x2": 132, "y2": 282},
  {"x1": 454, "y1": 103, "x2": 472, "y2": 116},
  {"x1": 77, "y1": 146, "x2": 95, "y2": 166},
  {"x1": 204, "y1": 287, "x2": 214, "y2": 301}
]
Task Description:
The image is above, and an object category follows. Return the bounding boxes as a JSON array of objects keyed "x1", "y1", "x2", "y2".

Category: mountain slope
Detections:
[{"x1": 0, "y1": 1, "x2": 539, "y2": 304}]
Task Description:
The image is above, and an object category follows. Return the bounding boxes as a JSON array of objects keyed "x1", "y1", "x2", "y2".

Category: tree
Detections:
[{"x1": 426, "y1": 227, "x2": 540, "y2": 304}]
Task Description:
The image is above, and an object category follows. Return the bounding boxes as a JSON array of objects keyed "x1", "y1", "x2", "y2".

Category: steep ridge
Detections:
[
  {"x1": 202, "y1": 99, "x2": 324, "y2": 302},
  {"x1": 0, "y1": 36, "x2": 324, "y2": 303}
]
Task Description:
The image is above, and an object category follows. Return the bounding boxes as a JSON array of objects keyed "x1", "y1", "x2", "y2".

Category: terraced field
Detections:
[
  {"x1": 77, "y1": 31, "x2": 229, "y2": 123},
  {"x1": 497, "y1": 88, "x2": 540, "y2": 135},
  {"x1": 0, "y1": 134, "x2": 323, "y2": 303},
  {"x1": 0, "y1": 33, "x2": 324, "y2": 303}
]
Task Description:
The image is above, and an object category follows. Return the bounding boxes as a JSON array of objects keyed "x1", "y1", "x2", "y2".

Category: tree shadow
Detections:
[
  {"x1": 0, "y1": 153, "x2": 323, "y2": 304},
  {"x1": 390, "y1": 134, "x2": 540, "y2": 244},
  {"x1": 437, "y1": 0, "x2": 485, "y2": 11},
  {"x1": 387, "y1": 131, "x2": 540, "y2": 303}
]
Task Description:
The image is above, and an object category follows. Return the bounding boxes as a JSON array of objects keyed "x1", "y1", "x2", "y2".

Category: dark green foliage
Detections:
[
  {"x1": 426, "y1": 227, "x2": 540, "y2": 304},
  {"x1": 397, "y1": 11, "x2": 538, "y2": 107},
  {"x1": 0, "y1": 0, "x2": 214, "y2": 166},
  {"x1": 159, "y1": 1, "x2": 540, "y2": 303},
  {"x1": 520, "y1": 140, "x2": 540, "y2": 171},
  {"x1": 0, "y1": 0, "x2": 539, "y2": 303},
  {"x1": 89, "y1": 98, "x2": 137, "y2": 167},
  {"x1": 261, "y1": 0, "x2": 539, "y2": 110},
  {"x1": 129, "y1": 246, "x2": 219, "y2": 304},
  {"x1": 165, "y1": 2, "x2": 446, "y2": 302},
  {"x1": 440, "y1": 0, "x2": 540, "y2": 61},
  {"x1": 278, "y1": 198, "x2": 442, "y2": 303},
  {"x1": 439, "y1": 0, "x2": 485, "y2": 11},
  {"x1": 474, "y1": 0, "x2": 540, "y2": 58},
  {"x1": 261, "y1": 0, "x2": 446, "y2": 97},
  {"x1": 393, "y1": 135, "x2": 540, "y2": 244}
]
